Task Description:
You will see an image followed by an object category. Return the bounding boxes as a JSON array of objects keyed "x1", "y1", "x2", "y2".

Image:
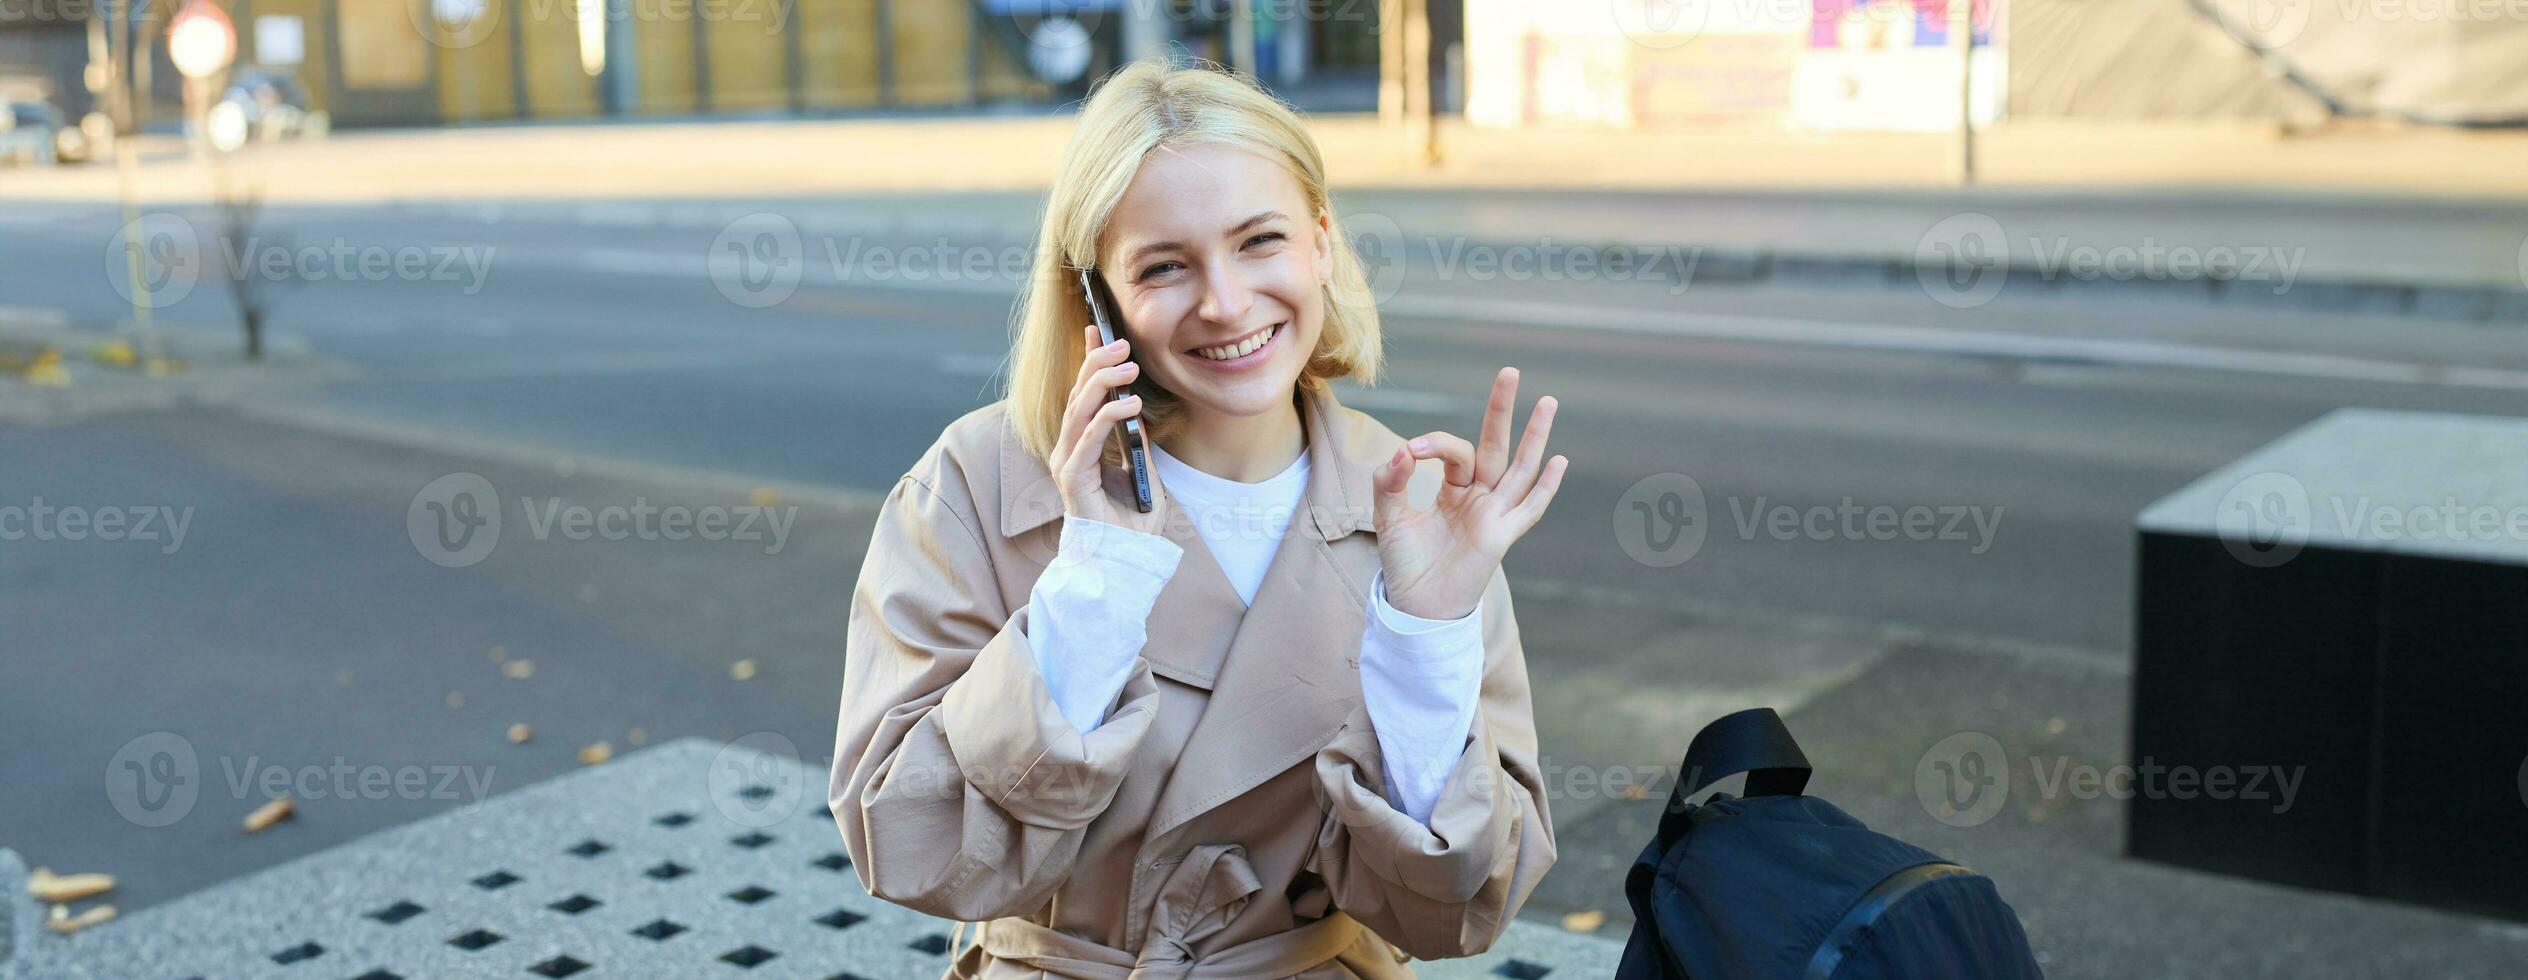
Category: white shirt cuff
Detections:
[
  {"x1": 1024, "y1": 516, "x2": 1183, "y2": 733},
  {"x1": 1358, "y1": 568, "x2": 1486, "y2": 826}
]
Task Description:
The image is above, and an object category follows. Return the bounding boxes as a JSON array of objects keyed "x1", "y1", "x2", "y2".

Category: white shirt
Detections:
[{"x1": 1020, "y1": 441, "x2": 1489, "y2": 827}]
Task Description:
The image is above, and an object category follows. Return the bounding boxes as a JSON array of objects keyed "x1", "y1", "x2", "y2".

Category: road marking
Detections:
[
  {"x1": 1379, "y1": 294, "x2": 2528, "y2": 393},
  {"x1": 0, "y1": 305, "x2": 72, "y2": 328},
  {"x1": 533, "y1": 243, "x2": 2528, "y2": 392}
]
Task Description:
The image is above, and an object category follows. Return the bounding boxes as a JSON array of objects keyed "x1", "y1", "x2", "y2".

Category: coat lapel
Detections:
[
  {"x1": 995, "y1": 382, "x2": 1400, "y2": 842},
  {"x1": 1143, "y1": 383, "x2": 1388, "y2": 843}
]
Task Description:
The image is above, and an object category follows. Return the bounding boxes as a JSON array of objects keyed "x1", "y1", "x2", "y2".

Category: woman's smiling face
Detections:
[{"x1": 1097, "y1": 143, "x2": 1330, "y2": 422}]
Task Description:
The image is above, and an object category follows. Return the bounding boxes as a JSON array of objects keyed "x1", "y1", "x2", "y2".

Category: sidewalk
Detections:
[
  {"x1": 12, "y1": 115, "x2": 2528, "y2": 200},
  {"x1": 6, "y1": 738, "x2": 1623, "y2": 978},
  {"x1": 4, "y1": 115, "x2": 2525, "y2": 298}
]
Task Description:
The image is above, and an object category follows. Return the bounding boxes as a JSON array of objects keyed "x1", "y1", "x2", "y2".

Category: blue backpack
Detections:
[{"x1": 1615, "y1": 709, "x2": 2045, "y2": 980}]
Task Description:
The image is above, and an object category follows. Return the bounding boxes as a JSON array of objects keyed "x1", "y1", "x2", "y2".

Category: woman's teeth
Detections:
[{"x1": 1194, "y1": 325, "x2": 1277, "y2": 361}]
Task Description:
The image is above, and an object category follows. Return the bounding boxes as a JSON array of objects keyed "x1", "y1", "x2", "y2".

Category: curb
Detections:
[{"x1": 1, "y1": 848, "x2": 31, "y2": 971}]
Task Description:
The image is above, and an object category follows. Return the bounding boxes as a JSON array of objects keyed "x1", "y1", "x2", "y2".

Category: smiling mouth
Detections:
[{"x1": 1189, "y1": 323, "x2": 1283, "y2": 362}]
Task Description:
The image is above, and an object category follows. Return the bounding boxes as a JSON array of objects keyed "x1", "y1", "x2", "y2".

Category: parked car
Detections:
[
  {"x1": 203, "y1": 68, "x2": 328, "y2": 153},
  {"x1": 0, "y1": 100, "x2": 66, "y2": 166}
]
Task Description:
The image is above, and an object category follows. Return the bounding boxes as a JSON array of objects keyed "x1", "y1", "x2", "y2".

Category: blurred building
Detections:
[
  {"x1": 0, "y1": 1, "x2": 1406, "y2": 129},
  {"x1": 1463, "y1": 0, "x2": 2528, "y2": 130},
  {"x1": 0, "y1": 0, "x2": 104, "y2": 119},
  {"x1": 12, "y1": 1, "x2": 2515, "y2": 134},
  {"x1": 252, "y1": 0, "x2": 1054, "y2": 126}
]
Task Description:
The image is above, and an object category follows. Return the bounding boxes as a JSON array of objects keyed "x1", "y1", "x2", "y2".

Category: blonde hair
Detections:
[{"x1": 1005, "y1": 58, "x2": 1384, "y2": 465}]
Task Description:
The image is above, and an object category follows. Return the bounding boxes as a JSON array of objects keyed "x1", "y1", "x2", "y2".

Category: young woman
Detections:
[{"x1": 830, "y1": 58, "x2": 1569, "y2": 978}]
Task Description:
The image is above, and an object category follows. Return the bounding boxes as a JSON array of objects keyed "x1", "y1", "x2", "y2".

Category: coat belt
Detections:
[{"x1": 973, "y1": 844, "x2": 1365, "y2": 978}]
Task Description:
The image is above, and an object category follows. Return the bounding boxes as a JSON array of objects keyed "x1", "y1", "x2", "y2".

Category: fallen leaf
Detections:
[
  {"x1": 508, "y1": 723, "x2": 533, "y2": 744},
  {"x1": 627, "y1": 726, "x2": 647, "y2": 746},
  {"x1": 244, "y1": 797, "x2": 295, "y2": 833},
  {"x1": 730, "y1": 659, "x2": 757, "y2": 681},
  {"x1": 45, "y1": 903, "x2": 115, "y2": 934},
  {"x1": 1621, "y1": 783, "x2": 1649, "y2": 800},
  {"x1": 579, "y1": 741, "x2": 613, "y2": 765},
  {"x1": 1561, "y1": 909, "x2": 1606, "y2": 933},
  {"x1": 447, "y1": 690, "x2": 465, "y2": 709},
  {"x1": 749, "y1": 487, "x2": 781, "y2": 508},
  {"x1": 28, "y1": 868, "x2": 114, "y2": 903},
  {"x1": 503, "y1": 659, "x2": 534, "y2": 680}
]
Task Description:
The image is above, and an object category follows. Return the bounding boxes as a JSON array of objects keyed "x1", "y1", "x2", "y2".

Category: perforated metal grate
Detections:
[{"x1": 20, "y1": 739, "x2": 1622, "y2": 979}]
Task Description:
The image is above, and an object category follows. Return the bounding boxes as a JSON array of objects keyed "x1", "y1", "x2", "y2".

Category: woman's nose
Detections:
[{"x1": 1194, "y1": 261, "x2": 1255, "y2": 326}]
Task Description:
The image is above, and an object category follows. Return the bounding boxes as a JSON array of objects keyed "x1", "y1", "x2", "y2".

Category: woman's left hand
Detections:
[{"x1": 1372, "y1": 367, "x2": 1569, "y2": 621}]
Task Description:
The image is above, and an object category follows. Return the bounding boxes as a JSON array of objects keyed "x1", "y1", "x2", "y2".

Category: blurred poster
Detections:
[
  {"x1": 255, "y1": 16, "x2": 305, "y2": 68},
  {"x1": 1465, "y1": 0, "x2": 1805, "y2": 127},
  {"x1": 1793, "y1": 0, "x2": 2006, "y2": 130}
]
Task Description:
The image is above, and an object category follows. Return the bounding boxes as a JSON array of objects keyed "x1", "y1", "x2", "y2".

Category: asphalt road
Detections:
[{"x1": 8, "y1": 196, "x2": 2528, "y2": 655}]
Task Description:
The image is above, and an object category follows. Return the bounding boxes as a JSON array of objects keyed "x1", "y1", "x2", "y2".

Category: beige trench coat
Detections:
[{"x1": 828, "y1": 382, "x2": 1557, "y2": 978}]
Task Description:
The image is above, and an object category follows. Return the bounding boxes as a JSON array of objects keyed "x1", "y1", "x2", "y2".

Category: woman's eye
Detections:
[
  {"x1": 1133, "y1": 261, "x2": 1183, "y2": 283},
  {"x1": 1244, "y1": 232, "x2": 1286, "y2": 249}
]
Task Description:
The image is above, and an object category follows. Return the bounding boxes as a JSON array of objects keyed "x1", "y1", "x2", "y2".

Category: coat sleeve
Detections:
[
  {"x1": 1308, "y1": 566, "x2": 1558, "y2": 959},
  {"x1": 829, "y1": 464, "x2": 1162, "y2": 923}
]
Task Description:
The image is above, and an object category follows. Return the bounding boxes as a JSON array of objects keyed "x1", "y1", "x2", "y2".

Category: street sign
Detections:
[{"x1": 168, "y1": 0, "x2": 238, "y2": 81}]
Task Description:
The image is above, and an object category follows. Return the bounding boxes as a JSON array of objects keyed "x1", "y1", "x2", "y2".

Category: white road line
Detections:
[
  {"x1": 534, "y1": 244, "x2": 2528, "y2": 392},
  {"x1": 0, "y1": 306, "x2": 73, "y2": 328},
  {"x1": 1380, "y1": 294, "x2": 2528, "y2": 393}
]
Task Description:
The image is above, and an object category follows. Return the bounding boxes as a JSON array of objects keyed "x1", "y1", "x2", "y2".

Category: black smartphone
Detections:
[{"x1": 1078, "y1": 268, "x2": 1154, "y2": 513}]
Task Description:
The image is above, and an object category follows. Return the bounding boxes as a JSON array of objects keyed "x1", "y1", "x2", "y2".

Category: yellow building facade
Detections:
[{"x1": 217, "y1": 0, "x2": 1044, "y2": 127}]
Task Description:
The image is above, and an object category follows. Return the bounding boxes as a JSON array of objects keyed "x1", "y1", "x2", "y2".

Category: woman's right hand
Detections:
[{"x1": 1051, "y1": 324, "x2": 1168, "y2": 536}]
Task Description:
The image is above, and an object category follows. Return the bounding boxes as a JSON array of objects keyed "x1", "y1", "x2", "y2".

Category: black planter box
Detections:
[{"x1": 2131, "y1": 409, "x2": 2528, "y2": 922}]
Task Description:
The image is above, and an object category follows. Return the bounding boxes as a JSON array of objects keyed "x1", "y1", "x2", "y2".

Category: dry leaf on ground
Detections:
[
  {"x1": 244, "y1": 797, "x2": 295, "y2": 833},
  {"x1": 28, "y1": 868, "x2": 114, "y2": 903},
  {"x1": 46, "y1": 903, "x2": 116, "y2": 934}
]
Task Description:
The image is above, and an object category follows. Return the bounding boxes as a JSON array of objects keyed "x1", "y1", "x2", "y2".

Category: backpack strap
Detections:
[
  {"x1": 1801, "y1": 862, "x2": 1976, "y2": 979},
  {"x1": 1655, "y1": 707, "x2": 1813, "y2": 844},
  {"x1": 1679, "y1": 707, "x2": 1813, "y2": 800}
]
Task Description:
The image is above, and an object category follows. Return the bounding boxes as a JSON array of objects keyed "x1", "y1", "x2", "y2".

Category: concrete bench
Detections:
[
  {"x1": 16, "y1": 738, "x2": 1623, "y2": 978},
  {"x1": 2132, "y1": 408, "x2": 2528, "y2": 921}
]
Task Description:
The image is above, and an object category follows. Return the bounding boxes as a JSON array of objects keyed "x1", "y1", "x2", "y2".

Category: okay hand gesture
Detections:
[{"x1": 1371, "y1": 368, "x2": 1568, "y2": 621}]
